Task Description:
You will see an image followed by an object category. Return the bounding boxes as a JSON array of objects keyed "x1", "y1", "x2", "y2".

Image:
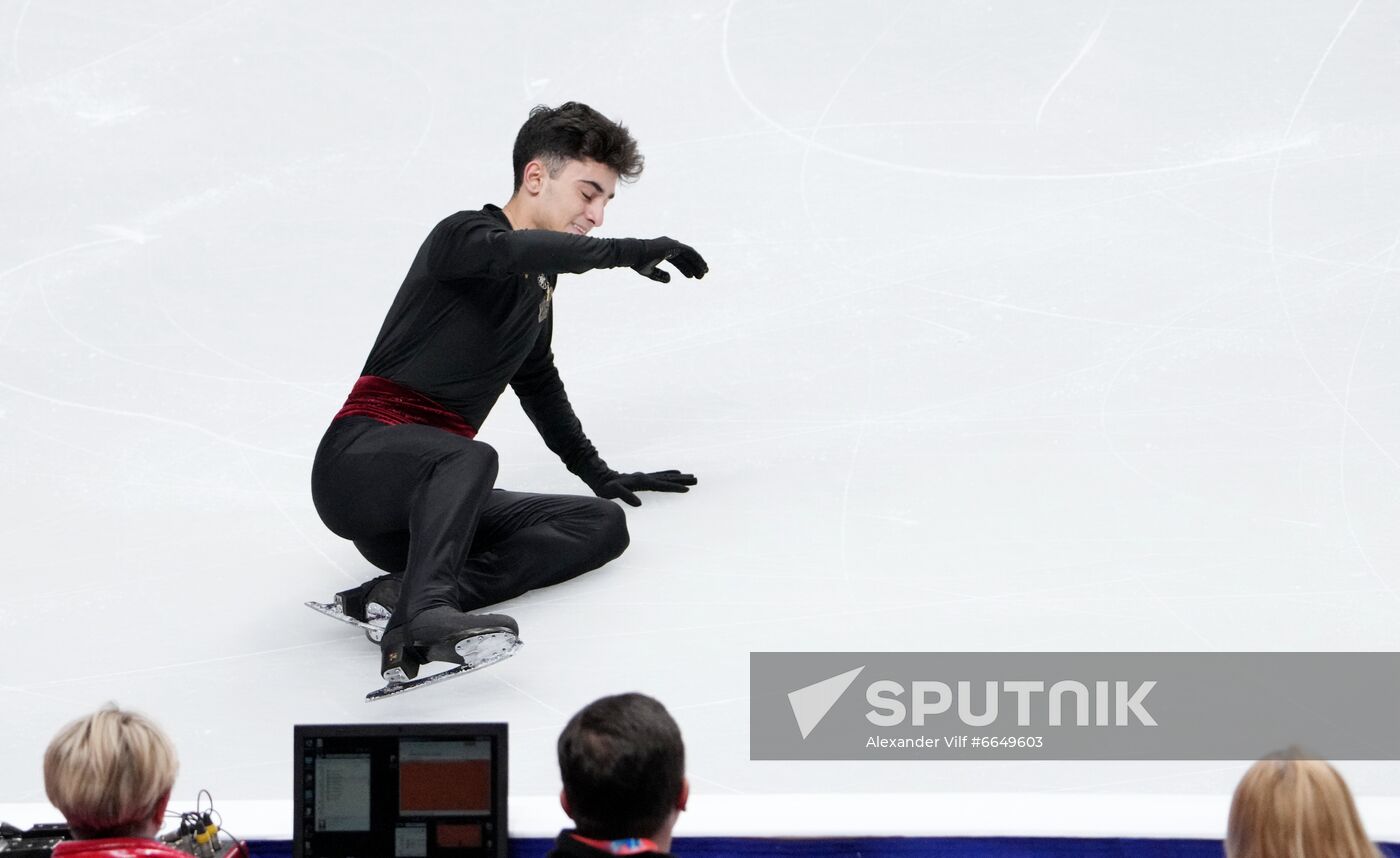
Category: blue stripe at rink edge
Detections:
[{"x1": 243, "y1": 839, "x2": 1400, "y2": 858}]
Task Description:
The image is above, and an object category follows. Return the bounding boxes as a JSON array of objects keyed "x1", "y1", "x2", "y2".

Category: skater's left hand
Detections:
[{"x1": 589, "y1": 470, "x2": 697, "y2": 506}]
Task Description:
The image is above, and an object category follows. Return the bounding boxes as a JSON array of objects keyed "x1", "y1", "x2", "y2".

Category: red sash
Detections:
[{"x1": 334, "y1": 375, "x2": 476, "y2": 439}]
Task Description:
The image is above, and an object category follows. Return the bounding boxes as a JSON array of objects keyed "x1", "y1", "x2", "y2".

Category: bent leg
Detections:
[
  {"x1": 456, "y1": 491, "x2": 630, "y2": 611},
  {"x1": 311, "y1": 418, "x2": 499, "y2": 631},
  {"x1": 393, "y1": 441, "x2": 499, "y2": 625}
]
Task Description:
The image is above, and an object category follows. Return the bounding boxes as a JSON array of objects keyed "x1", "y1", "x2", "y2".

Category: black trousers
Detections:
[{"x1": 311, "y1": 417, "x2": 629, "y2": 631}]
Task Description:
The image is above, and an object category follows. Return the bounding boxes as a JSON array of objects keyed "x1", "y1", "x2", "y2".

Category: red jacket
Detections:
[{"x1": 53, "y1": 839, "x2": 209, "y2": 858}]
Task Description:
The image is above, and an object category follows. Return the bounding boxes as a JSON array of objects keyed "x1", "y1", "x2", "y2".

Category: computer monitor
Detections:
[{"x1": 294, "y1": 723, "x2": 507, "y2": 858}]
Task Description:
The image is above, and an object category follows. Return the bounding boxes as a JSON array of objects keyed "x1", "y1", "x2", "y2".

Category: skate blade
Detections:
[
  {"x1": 304, "y1": 600, "x2": 387, "y2": 643},
  {"x1": 365, "y1": 632, "x2": 522, "y2": 702}
]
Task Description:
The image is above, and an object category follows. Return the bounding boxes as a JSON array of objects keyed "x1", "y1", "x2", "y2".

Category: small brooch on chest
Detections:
[{"x1": 534, "y1": 273, "x2": 553, "y2": 321}]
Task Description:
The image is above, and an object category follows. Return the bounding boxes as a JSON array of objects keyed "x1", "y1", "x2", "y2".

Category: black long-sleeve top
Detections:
[{"x1": 360, "y1": 204, "x2": 649, "y2": 483}]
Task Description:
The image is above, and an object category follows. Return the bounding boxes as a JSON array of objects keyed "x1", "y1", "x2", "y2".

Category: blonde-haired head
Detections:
[
  {"x1": 1226, "y1": 752, "x2": 1381, "y2": 858},
  {"x1": 43, "y1": 704, "x2": 179, "y2": 839}
]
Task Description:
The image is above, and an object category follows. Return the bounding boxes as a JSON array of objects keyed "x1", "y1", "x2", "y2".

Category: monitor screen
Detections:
[{"x1": 294, "y1": 723, "x2": 507, "y2": 858}]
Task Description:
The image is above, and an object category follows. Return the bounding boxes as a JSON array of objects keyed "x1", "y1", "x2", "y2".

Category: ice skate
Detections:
[
  {"x1": 305, "y1": 574, "x2": 401, "y2": 642},
  {"x1": 366, "y1": 606, "x2": 522, "y2": 701}
]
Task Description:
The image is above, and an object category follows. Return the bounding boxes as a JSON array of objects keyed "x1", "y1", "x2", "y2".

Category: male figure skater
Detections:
[{"x1": 311, "y1": 102, "x2": 707, "y2": 692}]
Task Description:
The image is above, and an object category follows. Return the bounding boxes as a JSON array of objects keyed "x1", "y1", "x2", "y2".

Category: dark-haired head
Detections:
[
  {"x1": 512, "y1": 102, "x2": 644, "y2": 192},
  {"x1": 557, "y1": 693, "x2": 686, "y2": 841}
]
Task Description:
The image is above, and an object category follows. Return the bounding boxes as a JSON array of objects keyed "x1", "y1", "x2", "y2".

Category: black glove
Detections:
[
  {"x1": 588, "y1": 470, "x2": 698, "y2": 507},
  {"x1": 632, "y1": 237, "x2": 708, "y2": 283}
]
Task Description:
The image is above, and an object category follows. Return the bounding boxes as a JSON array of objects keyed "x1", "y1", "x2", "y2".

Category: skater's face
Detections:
[{"x1": 522, "y1": 157, "x2": 617, "y2": 235}]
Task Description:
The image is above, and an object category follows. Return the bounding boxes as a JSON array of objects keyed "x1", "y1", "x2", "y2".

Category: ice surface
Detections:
[{"x1": 2, "y1": 0, "x2": 1397, "y2": 826}]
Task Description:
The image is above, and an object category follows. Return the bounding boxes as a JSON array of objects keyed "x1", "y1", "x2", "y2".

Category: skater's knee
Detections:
[
  {"x1": 461, "y1": 440, "x2": 498, "y2": 471},
  {"x1": 437, "y1": 440, "x2": 499, "y2": 481},
  {"x1": 595, "y1": 499, "x2": 630, "y2": 560}
]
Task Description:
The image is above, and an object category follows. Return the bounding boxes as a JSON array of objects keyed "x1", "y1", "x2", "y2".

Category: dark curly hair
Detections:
[{"x1": 512, "y1": 102, "x2": 644, "y2": 191}]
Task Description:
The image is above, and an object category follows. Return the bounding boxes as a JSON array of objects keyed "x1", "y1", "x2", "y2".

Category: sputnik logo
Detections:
[{"x1": 787, "y1": 666, "x2": 865, "y2": 739}]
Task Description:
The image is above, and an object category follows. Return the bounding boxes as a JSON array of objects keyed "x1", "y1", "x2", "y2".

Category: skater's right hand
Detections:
[
  {"x1": 632, "y1": 237, "x2": 708, "y2": 283},
  {"x1": 589, "y1": 470, "x2": 697, "y2": 506}
]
